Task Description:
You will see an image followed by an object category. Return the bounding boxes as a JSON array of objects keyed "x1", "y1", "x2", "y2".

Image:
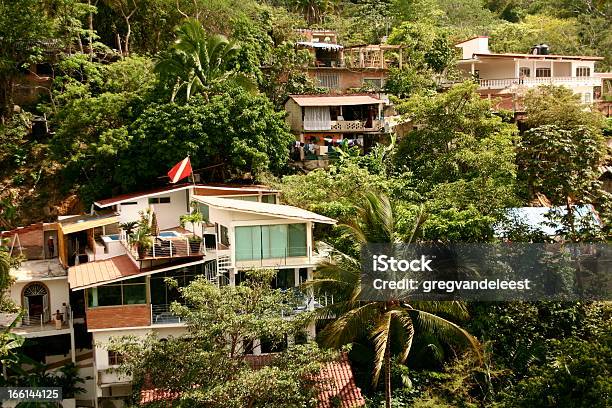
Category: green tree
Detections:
[
  {"x1": 0, "y1": 0, "x2": 54, "y2": 119},
  {"x1": 155, "y1": 18, "x2": 256, "y2": 102},
  {"x1": 519, "y1": 86, "x2": 609, "y2": 237},
  {"x1": 394, "y1": 81, "x2": 518, "y2": 215},
  {"x1": 108, "y1": 269, "x2": 336, "y2": 407},
  {"x1": 522, "y1": 85, "x2": 605, "y2": 131},
  {"x1": 308, "y1": 192, "x2": 480, "y2": 408}
]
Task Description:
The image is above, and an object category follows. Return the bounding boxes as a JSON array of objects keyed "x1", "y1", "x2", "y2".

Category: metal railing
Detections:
[
  {"x1": 120, "y1": 232, "x2": 206, "y2": 260},
  {"x1": 151, "y1": 304, "x2": 183, "y2": 325}
]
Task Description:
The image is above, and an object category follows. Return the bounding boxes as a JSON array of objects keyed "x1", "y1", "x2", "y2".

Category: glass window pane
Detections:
[
  {"x1": 261, "y1": 194, "x2": 276, "y2": 204},
  {"x1": 123, "y1": 284, "x2": 146, "y2": 305},
  {"x1": 96, "y1": 285, "x2": 122, "y2": 306},
  {"x1": 263, "y1": 225, "x2": 287, "y2": 258},
  {"x1": 288, "y1": 224, "x2": 307, "y2": 257},
  {"x1": 236, "y1": 226, "x2": 253, "y2": 260}
]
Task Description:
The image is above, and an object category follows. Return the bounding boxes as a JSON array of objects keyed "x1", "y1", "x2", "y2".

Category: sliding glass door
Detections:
[{"x1": 235, "y1": 224, "x2": 307, "y2": 261}]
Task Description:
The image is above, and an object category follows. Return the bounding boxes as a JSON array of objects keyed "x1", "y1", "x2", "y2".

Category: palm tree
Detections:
[
  {"x1": 155, "y1": 18, "x2": 256, "y2": 102},
  {"x1": 308, "y1": 192, "x2": 480, "y2": 408}
]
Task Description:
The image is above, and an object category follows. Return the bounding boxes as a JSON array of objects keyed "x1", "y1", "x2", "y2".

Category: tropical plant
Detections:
[
  {"x1": 119, "y1": 221, "x2": 138, "y2": 236},
  {"x1": 155, "y1": 18, "x2": 256, "y2": 102},
  {"x1": 307, "y1": 192, "x2": 480, "y2": 408}
]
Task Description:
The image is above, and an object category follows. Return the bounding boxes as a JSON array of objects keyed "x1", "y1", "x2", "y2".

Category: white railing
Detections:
[
  {"x1": 479, "y1": 76, "x2": 601, "y2": 89},
  {"x1": 330, "y1": 119, "x2": 382, "y2": 132}
]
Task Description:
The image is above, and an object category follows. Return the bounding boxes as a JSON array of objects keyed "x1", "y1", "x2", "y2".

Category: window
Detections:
[
  {"x1": 108, "y1": 351, "x2": 124, "y2": 366},
  {"x1": 274, "y1": 269, "x2": 295, "y2": 290},
  {"x1": 148, "y1": 197, "x2": 171, "y2": 204},
  {"x1": 219, "y1": 225, "x2": 229, "y2": 246},
  {"x1": 261, "y1": 194, "x2": 276, "y2": 204},
  {"x1": 583, "y1": 93, "x2": 592, "y2": 103},
  {"x1": 519, "y1": 67, "x2": 530, "y2": 77},
  {"x1": 196, "y1": 204, "x2": 209, "y2": 221},
  {"x1": 576, "y1": 67, "x2": 591, "y2": 77},
  {"x1": 235, "y1": 224, "x2": 307, "y2": 261},
  {"x1": 315, "y1": 72, "x2": 339, "y2": 89},
  {"x1": 535, "y1": 68, "x2": 551, "y2": 78},
  {"x1": 121, "y1": 202, "x2": 137, "y2": 206},
  {"x1": 230, "y1": 195, "x2": 259, "y2": 202},
  {"x1": 87, "y1": 277, "x2": 146, "y2": 307}
]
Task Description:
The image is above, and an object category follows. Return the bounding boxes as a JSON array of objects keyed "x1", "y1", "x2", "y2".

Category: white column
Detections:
[{"x1": 514, "y1": 59, "x2": 519, "y2": 79}]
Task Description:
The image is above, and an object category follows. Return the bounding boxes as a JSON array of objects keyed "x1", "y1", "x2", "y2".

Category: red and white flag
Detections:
[{"x1": 167, "y1": 156, "x2": 192, "y2": 183}]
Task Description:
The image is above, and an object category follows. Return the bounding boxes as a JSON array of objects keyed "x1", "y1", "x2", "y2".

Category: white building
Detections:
[
  {"x1": 57, "y1": 183, "x2": 337, "y2": 407},
  {"x1": 455, "y1": 36, "x2": 603, "y2": 105}
]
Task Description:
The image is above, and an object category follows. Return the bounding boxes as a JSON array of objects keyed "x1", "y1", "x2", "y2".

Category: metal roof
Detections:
[
  {"x1": 59, "y1": 213, "x2": 120, "y2": 234},
  {"x1": 192, "y1": 196, "x2": 337, "y2": 224},
  {"x1": 94, "y1": 184, "x2": 279, "y2": 208},
  {"x1": 289, "y1": 94, "x2": 383, "y2": 107},
  {"x1": 68, "y1": 255, "x2": 140, "y2": 289},
  {"x1": 296, "y1": 41, "x2": 343, "y2": 50}
]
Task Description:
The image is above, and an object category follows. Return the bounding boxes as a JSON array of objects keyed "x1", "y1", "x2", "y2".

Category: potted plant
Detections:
[{"x1": 133, "y1": 227, "x2": 153, "y2": 259}]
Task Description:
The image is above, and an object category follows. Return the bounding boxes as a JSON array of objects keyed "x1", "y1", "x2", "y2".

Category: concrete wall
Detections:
[
  {"x1": 116, "y1": 189, "x2": 189, "y2": 230},
  {"x1": 10, "y1": 278, "x2": 70, "y2": 318},
  {"x1": 285, "y1": 98, "x2": 303, "y2": 133},
  {"x1": 457, "y1": 37, "x2": 490, "y2": 59}
]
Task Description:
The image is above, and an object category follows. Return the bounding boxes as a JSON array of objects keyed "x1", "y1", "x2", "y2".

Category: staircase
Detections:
[{"x1": 203, "y1": 254, "x2": 232, "y2": 286}]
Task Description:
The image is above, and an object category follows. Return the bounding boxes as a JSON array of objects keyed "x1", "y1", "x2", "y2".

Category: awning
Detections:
[
  {"x1": 68, "y1": 255, "x2": 140, "y2": 289},
  {"x1": 192, "y1": 196, "x2": 336, "y2": 224},
  {"x1": 296, "y1": 41, "x2": 343, "y2": 50},
  {"x1": 289, "y1": 95, "x2": 383, "y2": 107},
  {"x1": 59, "y1": 213, "x2": 119, "y2": 234}
]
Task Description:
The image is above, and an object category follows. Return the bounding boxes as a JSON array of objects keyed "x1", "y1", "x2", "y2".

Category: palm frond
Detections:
[
  {"x1": 411, "y1": 309, "x2": 482, "y2": 362},
  {"x1": 406, "y1": 301, "x2": 470, "y2": 320},
  {"x1": 319, "y1": 302, "x2": 381, "y2": 349}
]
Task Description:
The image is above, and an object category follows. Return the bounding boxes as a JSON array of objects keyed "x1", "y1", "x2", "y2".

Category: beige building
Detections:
[{"x1": 455, "y1": 36, "x2": 604, "y2": 110}]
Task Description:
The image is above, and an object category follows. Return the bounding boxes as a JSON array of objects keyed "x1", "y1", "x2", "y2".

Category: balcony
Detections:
[
  {"x1": 478, "y1": 76, "x2": 601, "y2": 89},
  {"x1": 120, "y1": 231, "x2": 207, "y2": 261},
  {"x1": 330, "y1": 119, "x2": 382, "y2": 132}
]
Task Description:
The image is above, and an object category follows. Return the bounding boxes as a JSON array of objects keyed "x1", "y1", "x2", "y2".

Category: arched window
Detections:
[{"x1": 23, "y1": 283, "x2": 48, "y2": 297}]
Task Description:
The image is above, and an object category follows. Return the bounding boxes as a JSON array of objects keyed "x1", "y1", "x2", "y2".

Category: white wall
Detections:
[
  {"x1": 457, "y1": 37, "x2": 490, "y2": 59},
  {"x1": 116, "y1": 189, "x2": 189, "y2": 230},
  {"x1": 10, "y1": 278, "x2": 70, "y2": 317}
]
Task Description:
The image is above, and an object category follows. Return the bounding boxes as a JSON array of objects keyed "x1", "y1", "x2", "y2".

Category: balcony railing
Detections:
[
  {"x1": 478, "y1": 76, "x2": 601, "y2": 89},
  {"x1": 120, "y1": 232, "x2": 206, "y2": 260},
  {"x1": 330, "y1": 119, "x2": 382, "y2": 132},
  {"x1": 151, "y1": 304, "x2": 183, "y2": 325}
]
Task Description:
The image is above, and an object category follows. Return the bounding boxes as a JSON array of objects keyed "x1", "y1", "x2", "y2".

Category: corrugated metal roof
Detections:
[
  {"x1": 289, "y1": 95, "x2": 383, "y2": 107},
  {"x1": 59, "y1": 214, "x2": 119, "y2": 234},
  {"x1": 498, "y1": 205, "x2": 601, "y2": 237},
  {"x1": 297, "y1": 41, "x2": 343, "y2": 50},
  {"x1": 192, "y1": 196, "x2": 337, "y2": 224},
  {"x1": 68, "y1": 255, "x2": 140, "y2": 289}
]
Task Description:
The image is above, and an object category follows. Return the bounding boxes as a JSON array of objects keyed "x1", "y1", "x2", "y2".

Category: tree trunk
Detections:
[
  {"x1": 88, "y1": 0, "x2": 94, "y2": 60},
  {"x1": 384, "y1": 336, "x2": 392, "y2": 408}
]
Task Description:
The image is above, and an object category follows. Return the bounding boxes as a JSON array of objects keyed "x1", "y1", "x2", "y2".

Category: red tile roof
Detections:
[
  {"x1": 314, "y1": 353, "x2": 366, "y2": 408},
  {"x1": 139, "y1": 353, "x2": 365, "y2": 408}
]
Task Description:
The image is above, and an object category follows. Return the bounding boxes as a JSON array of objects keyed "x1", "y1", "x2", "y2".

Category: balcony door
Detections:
[{"x1": 23, "y1": 282, "x2": 50, "y2": 323}]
